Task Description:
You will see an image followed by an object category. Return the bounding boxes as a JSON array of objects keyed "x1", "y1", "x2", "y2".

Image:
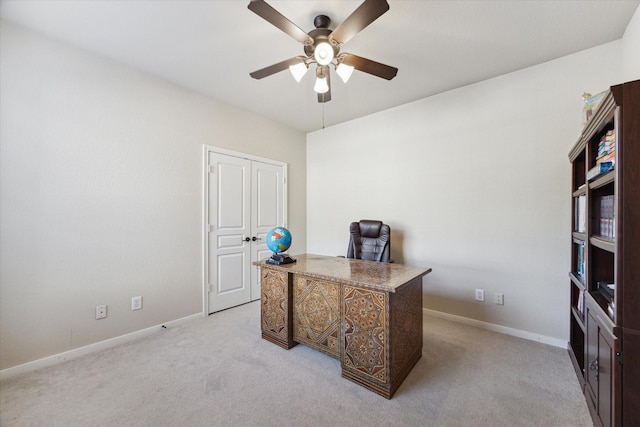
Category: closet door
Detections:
[
  {"x1": 205, "y1": 148, "x2": 286, "y2": 314},
  {"x1": 250, "y1": 161, "x2": 284, "y2": 300},
  {"x1": 207, "y1": 152, "x2": 252, "y2": 313}
]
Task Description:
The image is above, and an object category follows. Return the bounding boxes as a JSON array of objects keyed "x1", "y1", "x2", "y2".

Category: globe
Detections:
[{"x1": 265, "y1": 227, "x2": 292, "y2": 254}]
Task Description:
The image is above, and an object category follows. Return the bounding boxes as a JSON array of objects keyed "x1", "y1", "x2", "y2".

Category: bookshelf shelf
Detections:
[
  {"x1": 572, "y1": 187, "x2": 587, "y2": 198},
  {"x1": 589, "y1": 170, "x2": 615, "y2": 189},
  {"x1": 572, "y1": 232, "x2": 586, "y2": 241},
  {"x1": 569, "y1": 272, "x2": 585, "y2": 289},
  {"x1": 567, "y1": 80, "x2": 640, "y2": 427},
  {"x1": 590, "y1": 236, "x2": 615, "y2": 253}
]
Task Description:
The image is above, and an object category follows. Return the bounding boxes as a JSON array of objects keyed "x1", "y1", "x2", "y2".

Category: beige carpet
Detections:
[{"x1": 0, "y1": 301, "x2": 592, "y2": 427}]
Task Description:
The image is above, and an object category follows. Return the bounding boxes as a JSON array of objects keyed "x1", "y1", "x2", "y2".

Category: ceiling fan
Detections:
[{"x1": 248, "y1": 0, "x2": 398, "y2": 103}]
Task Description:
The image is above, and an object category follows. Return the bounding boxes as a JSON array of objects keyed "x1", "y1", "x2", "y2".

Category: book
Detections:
[
  {"x1": 598, "y1": 195, "x2": 615, "y2": 239},
  {"x1": 592, "y1": 131, "x2": 616, "y2": 175},
  {"x1": 577, "y1": 289, "x2": 584, "y2": 315},
  {"x1": 575, "y1": 195, "x2": 586, "y2": 233},
  {"x1": 586, "y1": 161, "x2": 614, "y2": 181},
  {"x1": 577, "y1": 241, "x2": 585, "y2": 278},
  {"x1": 597, "y1": 153, "x2": 615, "y2": 164}
]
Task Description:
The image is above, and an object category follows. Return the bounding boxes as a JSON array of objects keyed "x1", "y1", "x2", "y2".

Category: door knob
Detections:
[
  {"x1": 244, "y1": 237, "x2": 251, "y2": 242},
  {"x1": 252, "y1": 236, "x2": 257, "y2": 241}
]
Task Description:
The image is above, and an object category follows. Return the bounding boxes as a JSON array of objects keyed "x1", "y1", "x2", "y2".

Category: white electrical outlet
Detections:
[
  {"x1": 131, "y1": 296, "x2": 142, "y2": 311},
  {"x1": 475, "y1": 289, "x2": 485, "y2": 302},
  {"x1": 96, "y1": 304, "x2": 107, "y2": 319},
  {"x1": 495, "y1": 293, "x2": 504, "y2": 305}
]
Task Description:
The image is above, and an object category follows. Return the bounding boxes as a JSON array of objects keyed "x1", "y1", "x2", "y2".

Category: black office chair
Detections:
[{"x1": 346, "y1": 220, "x2": 391, "y2": 263}]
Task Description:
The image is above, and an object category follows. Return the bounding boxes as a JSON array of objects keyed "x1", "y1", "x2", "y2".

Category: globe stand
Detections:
[{"x1": 266, "y1": 253, "x2": 296, "y2": 265}]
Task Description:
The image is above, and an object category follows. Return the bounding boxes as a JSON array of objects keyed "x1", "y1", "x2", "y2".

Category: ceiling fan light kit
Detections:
[
  {"x1": 314, "y1": 41, "x2": 335, "y2": 66},
  {"x1": 336, "y1": 61, "x2": 355, "y2": 83},
  {"x1": 314, "y1": 66, "x2": 330, "y2": 94},
  {"x1": 248, "y1": 0, "x2": 398, "y2": 103},
  {"x1": 289, "y1": 58, "x2": 308, "y2": 82}
]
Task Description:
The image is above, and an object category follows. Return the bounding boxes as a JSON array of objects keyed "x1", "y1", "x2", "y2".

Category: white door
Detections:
[
  {"x1": 251, "y1": 161, "x2": 284, "y2": 300},
  {"x1": 205, "y1": 148, "x2": 286, "y2": 314},
  {"x1": 207, "y1": 153, "x2": 251, "y2": 313}
]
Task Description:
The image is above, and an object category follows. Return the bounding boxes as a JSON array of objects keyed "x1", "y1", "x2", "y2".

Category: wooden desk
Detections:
[{"x1": 254, "y1": 254, "x2": 432, "y2": 398}]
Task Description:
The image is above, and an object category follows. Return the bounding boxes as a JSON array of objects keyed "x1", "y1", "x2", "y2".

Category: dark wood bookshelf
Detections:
[{"x1": 568, "y1": 79, "x2": 640, "y2": 427}]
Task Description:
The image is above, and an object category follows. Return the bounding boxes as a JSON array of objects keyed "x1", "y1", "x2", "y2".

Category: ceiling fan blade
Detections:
[
  {"x1": 341, "y1": 53, "x2": 397, "y2": 80},
  {"x1": 250, "y1": 57, "x2": 301, "y2": 79},
  {"x1": 248, "y1": 0, "x2": 313, "y2": 45},
  {"x1": 318, "y1": 72, "x2": 331, "y2": 103},
  {"x1": 329, "y1": 0, "x2": 389, "y2": 46}
]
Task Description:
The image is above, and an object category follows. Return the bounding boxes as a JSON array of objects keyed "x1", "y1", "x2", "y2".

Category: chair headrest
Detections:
[{"x1": 357, "y1": 220, "x2": 383, "y2": 238}]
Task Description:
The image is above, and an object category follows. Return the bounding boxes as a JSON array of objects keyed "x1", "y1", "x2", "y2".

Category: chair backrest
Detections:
[{"x1": 346, "y1": 220, "x2": 391, "y2": 263}]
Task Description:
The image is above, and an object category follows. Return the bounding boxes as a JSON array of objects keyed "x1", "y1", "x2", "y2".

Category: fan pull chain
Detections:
[{"x1": 322, "y1": 98, "x2": 325, "y2": 129}]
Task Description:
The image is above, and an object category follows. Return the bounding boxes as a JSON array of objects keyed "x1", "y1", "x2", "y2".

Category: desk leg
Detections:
[
  {"x1": 260, "y1": 269, "x2": 296, "y2": 349},
  {"x1": 388, "y1": 277, "x2": 423, "y2": 395},
  {"x1": 342, "y1": 286, "x2": 389, "y2": 396},
  {"x1": 341, "y1": 278, "x2": 422, "y2": 398}
]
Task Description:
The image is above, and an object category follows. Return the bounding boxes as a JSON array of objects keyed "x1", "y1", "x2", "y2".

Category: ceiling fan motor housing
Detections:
[
  {"x1": 313, "y1": 14, "x2": 330, "y2": 29},
  {"x1": 305, "y1": 27, "x2": 339, "y2": 62}
]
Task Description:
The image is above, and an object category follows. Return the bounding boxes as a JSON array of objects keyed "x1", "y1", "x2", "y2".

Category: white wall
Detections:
[
  {"x1": 0, "y1": 21, "x2": 306, "y2": 370},
  {"x1": 622, "y1": 4, "x2": 640, "y2": 81},
  {"x1": 307, "y1": 41, "x2": 628, "y2": 343}
]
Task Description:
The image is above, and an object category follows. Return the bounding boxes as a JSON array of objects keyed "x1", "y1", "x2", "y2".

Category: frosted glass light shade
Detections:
[
  {"x1": 289, "y1": 61, "x2": 308, "y2": 82},
  {"x1": 336, "y1": 63, "x2": 354, "y2": 83},
  {"x1": 314, "y1": 76, "x2": 329, "y2": 94},
  {"x1": 314, "y1": 42, "x2": 334, "y2": 66}
]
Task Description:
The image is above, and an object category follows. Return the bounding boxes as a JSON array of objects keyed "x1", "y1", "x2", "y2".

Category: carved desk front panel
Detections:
[{"x1": 294, "y1": 276, "x2": 340, "y2": 358}]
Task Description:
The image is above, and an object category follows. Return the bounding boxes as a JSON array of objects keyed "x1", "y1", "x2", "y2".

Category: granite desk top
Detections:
[{"x1": 254, "y1": 253, "x2": 431, "y2": 292}]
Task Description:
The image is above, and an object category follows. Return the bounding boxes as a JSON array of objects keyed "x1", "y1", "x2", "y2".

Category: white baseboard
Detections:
[
  {"x1": 2, "y1": 309, "x2": 566, "y2": 381},
  {"x1": 423, "y1": 308, "x2": 567, "y2": 349},
  {"x1": 0, "y1": 313, "x2": 203, "y2": 381}
]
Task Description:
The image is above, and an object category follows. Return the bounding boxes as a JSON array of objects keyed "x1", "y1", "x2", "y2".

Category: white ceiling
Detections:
[{"x1": 1, "y1": 0, "x2": 638, "y2": 132}]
